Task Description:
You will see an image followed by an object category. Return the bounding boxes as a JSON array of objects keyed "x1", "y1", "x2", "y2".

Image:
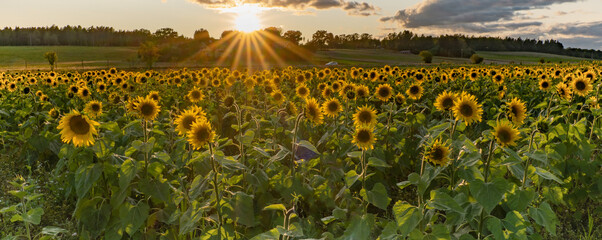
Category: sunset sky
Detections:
[{"x1": 2, "y1": 0, "x2": 601, "y2": 49}]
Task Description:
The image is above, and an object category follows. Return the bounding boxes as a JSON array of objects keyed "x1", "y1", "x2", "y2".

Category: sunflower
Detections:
[
  {"x1": 588, "y1": 97, "x2": 600, "y2": 109},
  {"x1": 571, "y1": 76, "x2": 592, "y2": 96},
  {"x1": 353, "y1": 105, "x2": 377, "y2": 128},
  {"x1": 507, "y1": 98, "x2": 527, "y2": 125},
  {"x1": 355, "y1": 85, "x2": 370, "y2": 99},
  {"x1": 187, "y1": 119, "x2": 215, "y2": 150},
  {"x1": 322, "y1": 87, "x2": 334, "y2": 99},
  {"x1": 556, "y1": 83, "x2": 572, "y2": 100},
  {"x1": 375, "y1": 84, "x2": 393, "y2": 102},
  {"x1": 452, "y1": 92, "x2": 483, "y2": 126},
  {"x1": 223, "y1": 95, "x2": 235, "y2": 108},
  {"x1": 175, "y1": 109, "x2": 203, "y2": 136},
  {"x1": 406, "y1": 83, "x2": 423, "y2": 100},
  {"x1": 135, "y1": 96, "x2": 161, "y2": 121},
  {"x1": 352, "y1": 127, "x2": 376, "y2": 150},
  {"x1": 78, "y1": 87, "x2": 91, "y2": 99},
  {"x1": 394, "y1": 93, "x2": 406, "y2": 105},
  {"x1": 84, "y1": 100, "x2": 103, "y2": 118},
  {"x1": 48, "y1": 108, "x2": 59, "y2": 119},
  {"x1": 296, "y1": 84, "x2": 310, "y2": 99},
  {"x1": 322, "y1": 98, "x2": 342, "y2": 118},
  {"x1": 188, "y1": 87, "x2": 204, "y2": 102},
  {"x1": 434, "y1": 91, "x2": 457, "y2": 112},
  {"x1": 538, "y1": 79, "x2": 551, "y2": 91},
  {"x1": 426, "y1": 139, "x2": 450, "y2": 166},
  {"x1": 271, "y1": 90, "x2": 286, "y2": 105},
  {"x1": 304, "y1": 97, "x2": 323, "y2": 125},
  {"x1": 148, "y1": 91, "x2": 160, "y2": 102},
  {"x1": 492, "y1": 74, "x2": 504, "y2": 85},
  {"x1": 493, "y1": 121, "x2": 521, "y2": 147},
  {"x1": 57, "y1": 110, "x2": 99, "y2": 147}
]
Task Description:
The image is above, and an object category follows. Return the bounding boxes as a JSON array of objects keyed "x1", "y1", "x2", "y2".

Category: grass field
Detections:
[{"x1": 0, "y1": 46, "x2": 595, "y2": 70}]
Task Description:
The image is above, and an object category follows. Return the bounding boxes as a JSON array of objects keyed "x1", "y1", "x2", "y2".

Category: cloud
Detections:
[
  {"x1": 548, "y1": 21, "x2": 602, "y2": 38},
  {"x1": 380, "y1": 0, "x2": 578, "y2": 27},
  {"x1": 190, "y1": 0, "x2": 379, "y2": 16}
]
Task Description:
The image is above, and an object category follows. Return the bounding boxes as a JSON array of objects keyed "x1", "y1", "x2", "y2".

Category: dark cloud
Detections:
[
  {"x1": 548, "y1": 21, "x2": 602, "y2": 37},
  {"x1": 190, "y1": 0, "x2": 379, "y2": 16},
  {"x1": 380, "y1": 0, "x2": 578, "y2": 27}
]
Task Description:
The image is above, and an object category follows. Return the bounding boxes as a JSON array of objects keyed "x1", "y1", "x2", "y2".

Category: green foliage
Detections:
[
  {"x1": 419, "y1": 50, "x2": 433, "y2": 63},
  {"x1": 43, "y1": 51, "x2": 57, "y2": 71},
  {"x1": 470, "y1": 53, "x2": 484, "y2": 64}
]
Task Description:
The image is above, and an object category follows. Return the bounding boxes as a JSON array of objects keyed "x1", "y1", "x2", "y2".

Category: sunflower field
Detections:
[{"x1": 1, "y1": 63, "x2": 601, "y2": 239}]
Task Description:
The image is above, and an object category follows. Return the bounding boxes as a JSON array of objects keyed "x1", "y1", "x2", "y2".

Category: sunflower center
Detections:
[
  {"x1": 69, "y1": 115, "x2": 91, "y2": 135},
  {"x1": 442, "y1": 97, "x2": 454, "y2": 109},
  {"x1": 576, "y1": 81, "x2": 586, "y2": 90},
  {"x1": 497, "y1": 128, "x2": 511, "y2": 143},
  {"x1": 356, "y1": 129, "x2": 371, "y2": 143},
  {"x1": 191, "y1": 91, "x2": 201, "y2": 99},
  {"x1": 140, "y1": 103, "x2": 155, "y2": 116},
  {"x1": 410, "y1": 86, "x2": 420, "y2": 94},
  {"x1": 183, "y1": 116, "x2": 196, "y2": 130},
  {"x1": 431, "y1": 148, "x2": 443, "y2": 160},
  {"x1": 541, "y1": 81, "x2": 549, "y2": 88},
  {"x1": 511, "y1": 106, "x2": 518, "y2": 116},
  {"x1": 327, "y1": 102, "x2": 339, "y2": 112},
  {"x1": 358, "y1": 111, "x2": 373, "y2": 123},
  {"x1": 378, "y1": 88, "x2": 390, "y2": 97},
  {"x1": 194, "y1": 128, "x2": 210, "y2": 142},
  {"x1": 91, "y1": 104, "x2": 100, "y2": 112},
  {"x1": 459, "y1": 103, "x2": 474, "y2": 117},
  {"x1": 298, "y1": 88, "x2": 308, "y2": 95}
]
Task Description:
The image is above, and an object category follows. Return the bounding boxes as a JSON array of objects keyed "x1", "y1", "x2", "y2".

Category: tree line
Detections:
[{"x1": 1, "y1": 25, "x2": 600, "y2": 60}]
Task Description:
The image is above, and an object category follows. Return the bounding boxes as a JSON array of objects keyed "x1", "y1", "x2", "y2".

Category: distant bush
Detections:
[
  {"x1": 419, "y1": 50, "x2": 433, "y2": 63},
  {"x1": 539, "y1": 58, "x2": 545, "y2": 63},
  {"x1": 470, "y1": 54, "x2": 484, "y2": 64}
]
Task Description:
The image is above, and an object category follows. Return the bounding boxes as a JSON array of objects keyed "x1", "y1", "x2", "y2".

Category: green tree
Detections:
[
  {"x1": 44, "y1": 51, "x2": 58, "y2": 71},
  {"x1": 138, "y1": 41, "x2": 160, "y2": 69},
  {"x1": 470, "y1": 54, "x2": 484, "y2": 64},
  {"x1": 419, "y1": 50, "x2": 433, "y2": 63}
]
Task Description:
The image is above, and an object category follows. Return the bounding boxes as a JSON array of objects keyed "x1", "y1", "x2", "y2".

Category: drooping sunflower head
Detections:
[
  {"x1": 588, "y1": 97, "x2": 600, "y2": 109},
  {"x1": 375, "y1": 84, "x2": 393, "y2": 102},
  {"x1": 426, "y1": 139, "x2": 450, "y2": 166},
  {"x1": 223, "y1": 95, "x2": 235, "y2": 108},
  {"x1": 434, "y1": 91, "x2": 457, "y2": 112},
  {"x1": 507, "y1": 97, "x2": 527, "y2": 125},
  {"x1": 352, "y1": 127, "x2": 376, "y2": 150},
  {"x1": 304, "y1": 97, "x2": 323, "y2": 125},
  {"x1": 57, "y1": 110, "x2": 100, "y2": 147},
  {"x1": 187, "y1": 119, "x2": 215, "y2": 150},
  {"x1": 452, "y1": 92, "x2": 483, "y2": 126},
  {"x1": 571, "y1": 76, "x2": 592, "y2": 96},
  {"x1": 176, "y1": 109, "x2": 203, "y2": 137},
  {"x1": 296, "y1": 84, "x2": 310, "y2": 99},
  {"x1": 493, "y1": 121, "x2": 521, "y2": 147},
  {"x1": 322, "y1": 98, "x2": 342, "y2": 118},
  {"x1": 48, "y1": 108, "x2": 59, "y2": 119},
  {"x1": 136, "y1": 96, "x2": 161, "y2": 121},
  {"x1": 188, "y1": 87, "x2": 204, "y2": 102},
  {"x1": 84, "y1": 100, "x2": 103, "y2": 118},
  {"x1": 353, "y1": 105, "x2": 377, "y2": 128},
  {"x1": 406, "y1": 83, "x2": 423, "y2": 100},
  {"x1": 556, "y1": 83, "x2": 572, "y2": 100},
  {"x1": 395, "y1": 93, "x2": 406, "y2": 105}
]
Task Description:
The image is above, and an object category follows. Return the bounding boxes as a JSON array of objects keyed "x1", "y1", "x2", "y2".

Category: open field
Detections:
[{"x1": 0, "y1": 46, "x2": 595, "y2": 71}]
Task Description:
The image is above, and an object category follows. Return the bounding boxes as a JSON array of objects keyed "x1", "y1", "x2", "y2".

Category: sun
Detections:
[{"x1": 231, "y1": 4, "x2": 264, "y2": 33}]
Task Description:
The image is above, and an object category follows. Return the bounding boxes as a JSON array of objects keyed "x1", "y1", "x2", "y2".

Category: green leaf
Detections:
[
  {"x1": 379, "y1": 221, "x2": 400, "y2": 240},
  {"x1": 469, "y1": 178, "x2": 510, "y2": 213},
  {"x1": 362, "y1": 183, "x2": 391, "y2": 210},
  {"x1": 297, "y1": 140, "x2": 320, "y2": 155},
  {"x1": 503, "y1": 211, "x2": 527, "y2": 238},
  {"x1": 120, "y1": 202, "x2": 149, "y2": 236},
  {"x1": 234, "y1": 192, "x2": 256, "y2": 227},
  {"x1": 534, "y1": 167, "x2": 563, "y2": 184},
  {"x1": 140, "y1": 178, "x2": 171, "y2": 203},
  {"x1": 75, "y1": 163, "x2": 103, "y2": 199},
  {"x1": 251, "y1": 228, "x2": 281, "y2": 240},
  {"x1": 368, "y1": 157, "x2": 391, "y2": 168},
  {"x1": 345, "y1": 170, "x2": 360, "y2": 188},
  {"x1": 423, "y1": 224, "x2": 451, "y2": 240},
  {"x1": 10, "y1": 214, "x2": 23, "y2": 222},
  {"x1": 340, "y1": 214, "x2": 373, "y2": 240},
  {"x1": 23, "y1": 207, "x2": 44, "y2": 225},
  {"x1": 393, "y1": 201, "x2": 422, "y2": 237},
  {"x1": 179, "y1": 202, "x2": 204, "y2": 235},
  {"x1": 119, "y1": 159, "x2": 138, "y2": 190},
  {"x1": 263, "y1": 204, "x2": 286, "y2": 212},
  {"x1": 506, "y1": 188, "x2": 535, "y2": 212},
  {"x1": 429, "y1": 189, "x2": 465, "y2": 214},
  {"x1": 529, "y1": 202, "x2": 558, "y2": 236},
  {"x1": 8, "y1": 190, "x2": 26, "y2": 199},
  {"x1": 0, "y1": 205, "x2": 18, "y2": 214},
  {"x1": 241, "y1": 129, "x2": 255, "y2": 145},
  {"x1": 486, "y1": 217, "x2": 505, "y2": 240}
]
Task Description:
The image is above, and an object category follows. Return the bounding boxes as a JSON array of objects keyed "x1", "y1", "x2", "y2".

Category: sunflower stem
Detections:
[
  {"x1": 209, "y1": 143, "x2": 223, "y2": 240},
  {"x1": 522, "y1": 129, "x2": 538, "y2": 189},
  {"x1": 143, "y1": 120, "x2": 149, "y2": 179},
  {"x1": 478, "y1": 139, "x2": 497, "y2": 239},
  {"x1": 234, "y1": 103, "x2": 245, "y2": 166},
  {"x1": 291, "y1": 112, "x2": 304, "y2": 175}
]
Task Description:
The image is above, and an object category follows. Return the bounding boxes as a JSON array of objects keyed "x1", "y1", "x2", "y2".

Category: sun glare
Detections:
[{"x1": 231, "y1": 4, "x2": 264, "y2": 33}]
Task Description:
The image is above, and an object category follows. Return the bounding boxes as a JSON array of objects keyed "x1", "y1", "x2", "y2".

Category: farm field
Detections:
[
  {"x1": 1, "y1": 63, "x2": 601, "y2": 239},
  {"x1": 0, "y1": 46, "x2": 594, "y2": 71}
]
